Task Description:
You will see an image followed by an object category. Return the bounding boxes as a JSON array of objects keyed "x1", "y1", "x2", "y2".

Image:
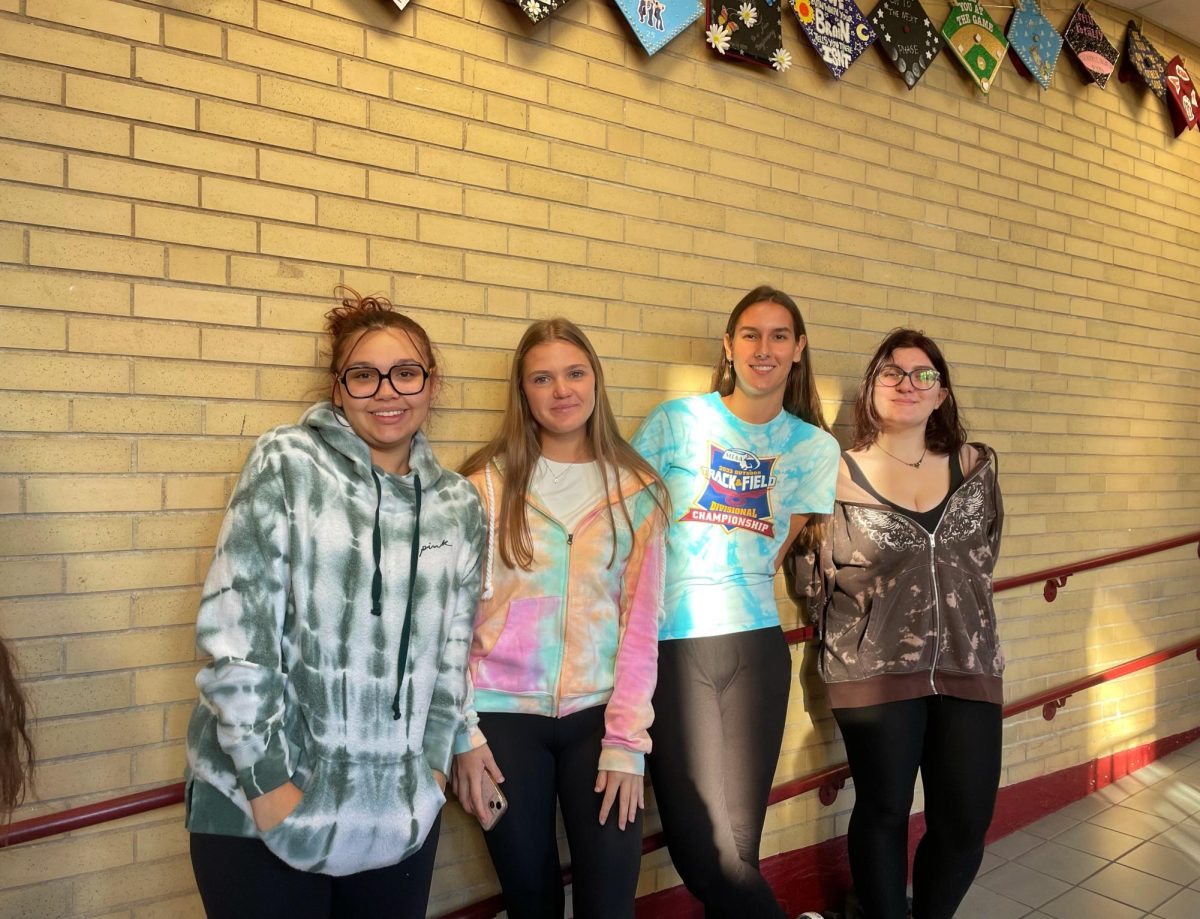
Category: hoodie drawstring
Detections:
[
  {"x1": 481, "y1": 463, "x2": 496, "y2": 600},
  {"x1": 370, "y1": 471, "x2": 383, "y2": 617},
  {"x1": 369, "y1": 469, "x2": 423, "y2": 721},
  {"x1": 392, "y1": 472, "x2": 421, "y2": 720}
]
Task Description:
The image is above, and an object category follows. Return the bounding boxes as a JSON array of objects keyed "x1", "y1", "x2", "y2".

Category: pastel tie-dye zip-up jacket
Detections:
[
  {"x1": 453, "y1": 462, "x2": 665, "y2": 776},
  {"x1": 185, "y1": 402, "x2": 484, "y2": 876}
]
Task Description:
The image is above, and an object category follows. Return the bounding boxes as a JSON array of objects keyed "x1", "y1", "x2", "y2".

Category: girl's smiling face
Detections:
[
  {"x1": 724, "y1": 300, "x2": 806, "y2": 403},
  {"x1": 520, "y1": 340, "x2": 596, "y2": 455},
  {"x1": 332, "y1": 327, "x2": 434, "y2": 473}
]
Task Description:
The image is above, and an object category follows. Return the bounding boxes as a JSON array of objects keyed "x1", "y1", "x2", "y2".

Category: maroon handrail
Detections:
[
  {"x1": 3, "y1": 528, "x2": 1198, "y2": 900},
  {"x1": 1, "y1": 783, "x2": 185, "y2": 849},
  {"x1": 993, "y1": 530, "x2": 1200, "y2": 601},
  {"x1": 1004, "y1": 636, "x2": 1200, "y2": 722}
]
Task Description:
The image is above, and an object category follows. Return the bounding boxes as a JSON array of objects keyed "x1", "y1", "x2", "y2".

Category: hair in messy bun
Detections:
[{"x1": 324, "y1": 287, "x2": 437, "y2": 378}]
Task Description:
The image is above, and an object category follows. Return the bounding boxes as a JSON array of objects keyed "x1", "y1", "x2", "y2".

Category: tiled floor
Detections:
[{"x1": 961, "y1": 739, "x2": 1200, "y2": 919}]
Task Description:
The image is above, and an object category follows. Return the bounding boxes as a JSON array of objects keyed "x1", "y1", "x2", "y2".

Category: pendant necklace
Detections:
[
  {"x1": 876, "y1": 443, "x2": 928, "y2": 469},
  {"x1": 541, "y1": 458, "x2": 571, "y2": 486}
]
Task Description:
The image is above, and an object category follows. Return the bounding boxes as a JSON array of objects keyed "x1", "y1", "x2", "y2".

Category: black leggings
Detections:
[
  {"x1": 834, "y1": 695, "x2": 1003, "y2": 919},
  {"x1": 189, "y1": 813, "x2": 441, "y2": 919},
  {"x1": 648, "y1": 627, "x2": 791, "y2": 919},
  {"x1": 478, "y1": 706, "x2": 643, "y2": 919}
]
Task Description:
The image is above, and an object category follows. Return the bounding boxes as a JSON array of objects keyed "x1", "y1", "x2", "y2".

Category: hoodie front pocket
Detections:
[
  {"x1": 261, "y1": 753, "x2": 443, "y2": 877},
  {"x1": 474, "y1": 595, "x2": 562, "y2": 696}
]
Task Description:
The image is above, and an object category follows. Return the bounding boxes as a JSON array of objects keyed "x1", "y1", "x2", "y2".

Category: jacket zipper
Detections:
[
  {"x1": 527, "y1": 479, "x2": 631, "y2": 717},
  {"x1": 551, "y1": 529, "x2": 574, "y2": 717},
  {"x1": 927, "y1": 529, "x2": 941, "y2": 694},
  {"x1": 926, "y1": 461, "x2": 977, "y2": 694}
]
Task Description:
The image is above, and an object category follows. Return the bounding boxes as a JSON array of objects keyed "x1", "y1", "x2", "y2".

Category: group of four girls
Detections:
[{"x1": 184, "y1": 286, "x2": 1005, "y2": 919}]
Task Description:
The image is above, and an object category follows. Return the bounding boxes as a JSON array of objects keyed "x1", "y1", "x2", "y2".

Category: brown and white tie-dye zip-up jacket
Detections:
[
  {"x1": 185, "y1": 402, "x2": 484, "y2": 876},
  {"x1": 797, "y1": 443, "x2": 1004, "y2": 710}
]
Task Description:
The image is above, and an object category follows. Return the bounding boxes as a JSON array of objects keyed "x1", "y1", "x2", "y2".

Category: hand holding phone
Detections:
[
  {"x1": 477, "y1": 770, "x2": 508, "y2": 831},
  {"x1": 452, "y1": 744, "x2": 507, "y2": 830}
]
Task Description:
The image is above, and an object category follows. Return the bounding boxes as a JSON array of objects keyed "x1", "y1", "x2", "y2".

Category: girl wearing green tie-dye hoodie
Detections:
[
  {"x1": 452, "y1": 319, "x2": 667, "y2": 919},
  {"x1": 185, "y1": 292, "x2": 483, "y2": 919}
]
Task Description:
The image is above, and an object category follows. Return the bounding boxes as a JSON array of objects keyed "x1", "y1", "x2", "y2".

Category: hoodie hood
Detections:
[{"x1": 301, "y1": 401, "x2": 444, "y2": 490}]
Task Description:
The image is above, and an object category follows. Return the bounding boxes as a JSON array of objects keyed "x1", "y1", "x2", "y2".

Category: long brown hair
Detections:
[
  {"x1": 461, "y1": 318, "x2": 667, "y2": 570},
  {"x1": 0, "y1": 637, "x2": 34, "y2": 819},
  {"x1": 851, "y1": 328, "x2": 967, "y2": 454},
  {"x1": 711, "y1": 285, "x2": 829, "y2": 432},
  {"x1": 712, "y1": 286, "x2": 829, "y2": 550}
]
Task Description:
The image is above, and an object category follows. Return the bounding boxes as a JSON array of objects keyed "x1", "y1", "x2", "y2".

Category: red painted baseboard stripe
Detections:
[{"x1": 634, "y1": 725, "x2": 1200, "y2": 917}]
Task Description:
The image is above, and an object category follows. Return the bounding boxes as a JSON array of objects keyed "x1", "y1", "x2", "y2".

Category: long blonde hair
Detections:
[{"x1": 461, "y1": 318, "x2": 667, "y2": 570}]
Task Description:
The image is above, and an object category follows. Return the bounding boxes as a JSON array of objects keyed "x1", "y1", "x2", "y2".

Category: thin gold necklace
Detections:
[{"x1": 875, "y1": 443, "x2": 927, "y2": 469}]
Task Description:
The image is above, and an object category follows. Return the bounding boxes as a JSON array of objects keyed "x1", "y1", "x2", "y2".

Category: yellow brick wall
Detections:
[{"x1": 1, "y1": 0, "x2": 1198, "y2": 915}]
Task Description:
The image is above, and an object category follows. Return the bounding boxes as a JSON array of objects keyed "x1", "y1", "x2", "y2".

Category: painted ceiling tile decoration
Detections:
[
  {"x1": 791, "y1": 0, "x2": 877, "y2": 80},
  {"x1": 869, "y1": 0, "x2": 942, "y2": 91},
  {"x1": 1063, "y1": 2, "x2": 1119, "y2": 89},
  {"x1": 1007, "y1": 0, "x2": 1062, "y2": 90},
  {"x1": 1166, "y1": 57, "x2": 1199, "y2": 135},
  {"x1": 613, "y1": 0, "x2": 704, "y2": 55},
  {"x1": 706, "y1": 0, "x2": 784, "y2": 69},
  {"x1": 941, "y1": 1, "x2": 1009, "y2": 95},
  {"x1": 514, "y1": 0, "x2": 575, "y2": 23},
  {"x1": 1119, "y1": 21, "x2": 1168, "y2": 101}
]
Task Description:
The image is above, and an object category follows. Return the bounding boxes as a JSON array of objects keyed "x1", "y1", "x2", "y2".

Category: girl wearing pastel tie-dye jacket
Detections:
[{"x1": 452, "y1": 319, "x2": 667, "y2": 919}]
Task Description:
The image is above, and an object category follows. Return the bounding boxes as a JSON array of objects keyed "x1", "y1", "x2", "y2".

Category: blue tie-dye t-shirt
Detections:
[{"x1": 633, "y1": 392, "x2": 839, "y2": 640}]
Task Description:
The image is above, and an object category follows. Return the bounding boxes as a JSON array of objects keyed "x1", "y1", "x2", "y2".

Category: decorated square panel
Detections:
[
  {"x1": 1007, "y1": 0, "x2": 1062, "y2": 90},
  {"x1": 869, "y1": 0, "x2": 942, "y2": 91},
  {"x1": 1064, "y1": 2, "x2": 1119, "y2": 89},
  {"x1": 941, "y1": 1, "x2": 1009, "y2": 95},
  {"x1": 613, "y1": 0, "x2": 705, "y2": 56},
  {"x1": 1119, "y1": 21, "x2": 1168, "y2": 101},
  {"x1": 791, "y1": 0, "x2": 877, "y2": 80},
  {"x1": 515, "y1": 0, "x2": 575, "y2": 24},
  {"x1": 706, "y1": 0, "x2": 785, "y2": 70},
  {"x1": 1166, "y1": 56, "x2": 1199, "y2": 135}
]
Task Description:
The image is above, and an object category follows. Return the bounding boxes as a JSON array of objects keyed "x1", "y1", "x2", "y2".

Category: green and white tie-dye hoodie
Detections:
[{"x1": 185, "y1": 402, "x2": 484, "y2": 876}]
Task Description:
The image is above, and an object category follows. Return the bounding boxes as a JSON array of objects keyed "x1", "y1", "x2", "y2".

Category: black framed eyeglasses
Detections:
[
  {"x1": 338, "y1": 364, "x2": 430, "y2": 398},
  {"x1": 876, "y1": 365, "x2": 941, "y2": 390}
]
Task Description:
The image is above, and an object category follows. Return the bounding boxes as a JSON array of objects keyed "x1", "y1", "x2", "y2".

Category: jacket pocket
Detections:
[
  {"x1": 474, "y1": 595, "x2": 561, "y2": 696},
  {"x1": 260, "y1": 752, "x2": 444, "y2": 877}
]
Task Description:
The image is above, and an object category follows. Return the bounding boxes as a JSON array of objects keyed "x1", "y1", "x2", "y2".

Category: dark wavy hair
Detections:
[
  {"x1": 1, "y1": 637, "x2": 34, "y2": 818},
  {"x1": 852, "y1": 328, "x2": 967, "y2": 454},
  {"x1": 324, "y1": 287, "x2": 440, "y2": 397}
]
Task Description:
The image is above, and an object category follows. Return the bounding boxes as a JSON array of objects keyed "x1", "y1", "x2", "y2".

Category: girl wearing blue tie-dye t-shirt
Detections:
[{"x1": 633, "y1": 286, "x2": 839, "y2": 918}]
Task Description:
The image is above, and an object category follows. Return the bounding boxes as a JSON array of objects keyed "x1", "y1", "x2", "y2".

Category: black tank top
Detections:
[{"x1": 842, "y1": 450, "x2": 964, "y2": 533}]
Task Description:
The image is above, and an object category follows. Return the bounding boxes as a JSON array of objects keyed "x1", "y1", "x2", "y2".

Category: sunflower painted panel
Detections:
[
  {"x1": 706, "y1": 0, "x2": 786, "y2": 70},
  {"x1": 941, "y1": 1, "x2": 1009, "y2": 95},
  {"x1": 791, "y1": 0, "x2": 877, "y2": 80},
  {"x1": 869, "y1": 0, "x2": 941, "y2": 90},
  {"x1": 1118, "y1": 21, "x2": 1168, "y2": 101},
  {"x1": 1166, "y1": 57, "x2": 1199, "y2": 136},
  {"x1": 612, "y1": 0, "x2": 705, "y2": 55},
  {"x1": 1063, "y1": 2, "x2": 1119, "y2": 89},
  {"x1": 514, "y1": 0, "x2": 575, "y2": 23},
  {"x1": 1006, "y1": 0, "x2": 1061, "y2": 90}
]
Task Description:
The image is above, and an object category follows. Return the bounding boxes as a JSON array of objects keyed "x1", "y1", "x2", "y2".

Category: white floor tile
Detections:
[
  {"x1": 1118, "y1": 840, "x2": 1200, "y2": 886},
  {"x1": 1039, "y1": 886, "x2": 1144, "y2": 919},
  {"x1": 976, "y1": 860, "x2": 1071, "y2": 908},
  {"x1": 1090, "y1": 804, "x2": 1176, "y2": 840},
  {"x1": 1016, "y1": 840, "x2": 1108, "y2": 885},
  {"x1": 956, "y1": 883, "x2": 1033, "y2": 919},
  {"x1": 1054, "y1": 821, "x2": 1143, "y2": 860},
  {"x1": 1080, "y1": 862, "x2": 1181, "y2": 912},
  {"x1": 1151, "y1": 885, "x2": 1200, "y2": 919}
]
